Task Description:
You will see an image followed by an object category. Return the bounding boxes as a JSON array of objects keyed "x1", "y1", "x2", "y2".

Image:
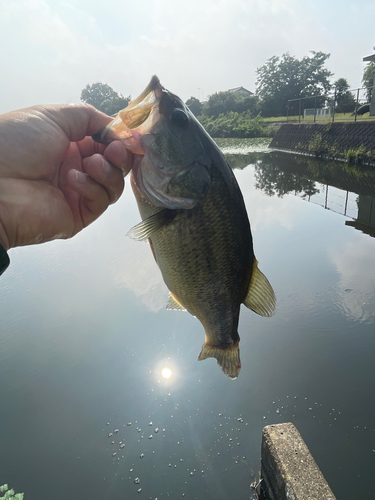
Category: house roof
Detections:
[
  {"x1": 228, "y1": 86, "x2": 253, "y2": 95},
  {"x1": 363, "y1": 54, "x2": 375, "y2": 62}
]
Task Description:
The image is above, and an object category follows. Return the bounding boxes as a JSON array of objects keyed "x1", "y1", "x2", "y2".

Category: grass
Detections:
[{"x1": 263, "y1": 112, "x2": 375, "y2": 123}]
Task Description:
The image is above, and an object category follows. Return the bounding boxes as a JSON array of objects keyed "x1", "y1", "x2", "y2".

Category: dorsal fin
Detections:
[
  {"x1": 127, "y1": 209, "x2": 174, "y2": 241},
  {"x1": 166, "y1": 293, "x2": 186, "y2": 311},
  {"x1": 243, "y1": 259, "x2": 276, "y2": 317}
]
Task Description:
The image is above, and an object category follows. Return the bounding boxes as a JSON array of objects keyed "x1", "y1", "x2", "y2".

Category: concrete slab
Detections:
[{"x1": 261, "y1": 422, "x2": 337, "y2": 500}]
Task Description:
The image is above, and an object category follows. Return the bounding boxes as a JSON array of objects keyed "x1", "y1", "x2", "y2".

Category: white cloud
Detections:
[{"x1": 329, "y1": 233, "x2": 375, "y2": 323}]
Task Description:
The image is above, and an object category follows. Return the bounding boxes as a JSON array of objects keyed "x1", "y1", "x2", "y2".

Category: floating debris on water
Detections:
[{"x1": 134, "y1": 478, "x2": 140, "y2": 484}]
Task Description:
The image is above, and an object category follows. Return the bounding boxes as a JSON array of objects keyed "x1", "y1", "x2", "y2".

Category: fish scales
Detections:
[{"x1": 133, "y1": 163, "x2": 253, "y2": 348}]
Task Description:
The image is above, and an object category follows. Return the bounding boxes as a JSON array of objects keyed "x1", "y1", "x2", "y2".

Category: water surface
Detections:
[{"x1": 1, "y1": 139, "x2": 374, "y2": 499}]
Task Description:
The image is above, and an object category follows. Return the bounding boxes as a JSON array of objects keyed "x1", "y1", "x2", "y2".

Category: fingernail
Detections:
[{"x1": 75, "y1": 170, "x2": 87, "y2": 183}]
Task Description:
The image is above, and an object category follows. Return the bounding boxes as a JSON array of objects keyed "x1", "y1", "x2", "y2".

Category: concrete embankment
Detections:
[
  {"x1": 261, "y1": 423, "x2": 337, "y2": 500},
  {"x1": 269, "y1": 121, "x2": 375, "y2": 161}
]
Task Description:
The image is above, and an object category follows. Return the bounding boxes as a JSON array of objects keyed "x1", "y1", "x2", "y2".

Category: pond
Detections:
[{"x1": 1, "y1": 138, "x2": 374, "y2": 500}]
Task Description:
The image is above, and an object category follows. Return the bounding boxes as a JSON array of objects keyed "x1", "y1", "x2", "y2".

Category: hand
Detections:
[{"x1": 0, "y1": 103, "x2": 132, "y2": 251}]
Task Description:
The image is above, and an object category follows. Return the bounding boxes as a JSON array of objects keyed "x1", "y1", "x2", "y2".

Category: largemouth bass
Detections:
[{"x1": 94, "y1": 76, "x2": 276, "y2": 379}]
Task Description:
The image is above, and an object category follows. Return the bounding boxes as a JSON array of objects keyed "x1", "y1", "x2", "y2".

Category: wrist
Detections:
[
  {"x1": 0, "y1": 241, "x2": 10, "y2": 276},
  {"x1": 0, "y1": 220, "x2": 10, "y2": 275}
]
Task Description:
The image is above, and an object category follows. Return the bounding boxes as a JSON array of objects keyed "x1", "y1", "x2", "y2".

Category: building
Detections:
[{"x1": 228, "y1": 86, "x2": 253, "y2": 97}]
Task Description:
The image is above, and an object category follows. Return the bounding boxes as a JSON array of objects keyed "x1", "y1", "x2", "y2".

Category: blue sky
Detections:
[{"x1": 0, "y1": 0, "x2": 374, "y2": 114}]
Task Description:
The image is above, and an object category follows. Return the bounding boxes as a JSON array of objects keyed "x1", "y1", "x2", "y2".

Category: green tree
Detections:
[
  {"x1": 255, "y1": 51, "x2": 333, "y2": 117},
  {"x1": 362, "y1": 62, "x2": 375, "y2": 102},
  {"x1": 202, "y1": 91, "x2": 258, "y2": 118},
  {"x1": 80, "y1": 83, "x2": 130, "y2": 116},
  {"x1": 334, "y1": 78, "x2": 356, "y2": 113},
  {"x1": 185, "y1": 97, "x2": 202, "y2": 117}
]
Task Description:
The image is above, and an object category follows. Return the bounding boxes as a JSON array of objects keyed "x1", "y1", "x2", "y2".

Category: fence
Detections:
[{"x1": 287, "y1": 85, "x2": 375, "y2": 123}]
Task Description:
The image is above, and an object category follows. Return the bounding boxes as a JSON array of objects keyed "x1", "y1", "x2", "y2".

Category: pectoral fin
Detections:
[
  {"x1": 198, "y1": 342, "x2": 241, "y2": 379},
  {"x1": 166, "y1": 293, "x2": 186, "y2": 311},
  {"x1": 127, "y1": 209, "x2": 176, "y2": 241},
  {"x1": 243, "y1": 260, "x2": 276, "y2": 317}
]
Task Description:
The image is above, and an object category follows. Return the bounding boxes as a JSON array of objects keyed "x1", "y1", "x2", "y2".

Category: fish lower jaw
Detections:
[{"x1": 130, "y1": 172, "x2": 154, "y2": 207}]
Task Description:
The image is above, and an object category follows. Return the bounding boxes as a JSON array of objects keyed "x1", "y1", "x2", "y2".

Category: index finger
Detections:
[
  {"x1": 39, "y1": 103, "x2": 113, "y2": 142},
  {"x1": 76, "y1": 136, "x2": 107, "y2": 158}
]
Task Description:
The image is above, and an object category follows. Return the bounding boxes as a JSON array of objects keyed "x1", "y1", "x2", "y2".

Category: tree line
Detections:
[{"x1": 80, "y1": 49, "x2": 375, "y2": 137}]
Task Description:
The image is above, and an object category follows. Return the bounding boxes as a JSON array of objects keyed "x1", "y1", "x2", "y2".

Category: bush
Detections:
[{"x1": 198, "y1": 112, "x2": 267, "y2": 138}]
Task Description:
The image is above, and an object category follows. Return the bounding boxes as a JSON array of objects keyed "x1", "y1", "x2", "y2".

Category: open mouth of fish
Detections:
[
  {"x1": 94, "y1": 76, "x2": 211, "y2": 211},
  {"x1": 93, "y1": 75, "x2": 164, "y2": 155}
]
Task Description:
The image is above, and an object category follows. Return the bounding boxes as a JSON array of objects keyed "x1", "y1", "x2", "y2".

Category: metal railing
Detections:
[{"x1": 286, "y1": 85, "x2": 375, "y2": 123}]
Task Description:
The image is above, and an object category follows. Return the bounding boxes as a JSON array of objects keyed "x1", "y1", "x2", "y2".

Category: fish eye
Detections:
[{"x1": 171, "y1": 109, "x2": 189, "y2": 129}]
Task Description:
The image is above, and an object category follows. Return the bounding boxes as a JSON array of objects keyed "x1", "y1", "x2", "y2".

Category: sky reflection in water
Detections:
[{"x1": 0, "y1": 141, "x2": 375, "y2": 500}]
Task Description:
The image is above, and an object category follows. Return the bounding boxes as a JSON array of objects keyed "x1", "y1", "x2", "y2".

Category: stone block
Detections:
[{"x1": 261, "y1": 422, "x2": 336, "y2": 500}]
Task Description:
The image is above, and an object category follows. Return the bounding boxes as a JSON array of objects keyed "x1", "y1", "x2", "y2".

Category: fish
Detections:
[{"x1": 93, "y1": 76, "x2": 276, "y2": 379}]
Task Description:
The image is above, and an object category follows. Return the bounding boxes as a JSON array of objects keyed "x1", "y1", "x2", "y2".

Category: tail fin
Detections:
[{"x1": 197, "y1": 342, "x2": 241, "y2": 379}]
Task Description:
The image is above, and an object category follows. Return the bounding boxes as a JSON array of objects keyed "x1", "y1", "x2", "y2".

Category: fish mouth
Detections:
[{"x1": 93, "y1": 75, "x2": 164, "y2": 153}]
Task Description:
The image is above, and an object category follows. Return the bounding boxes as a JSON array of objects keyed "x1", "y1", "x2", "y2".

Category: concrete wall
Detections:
[
  {"x1": 269, "y1": 121, "x2": 375, "y2": 159},
  {"x1": 261, "y1": 423, "x2": 337, "y2": 500}
]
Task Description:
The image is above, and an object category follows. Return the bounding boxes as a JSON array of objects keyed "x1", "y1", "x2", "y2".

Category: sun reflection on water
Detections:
[{"x1": 161, "y1": 367, "x2": 172, "y2": 379}]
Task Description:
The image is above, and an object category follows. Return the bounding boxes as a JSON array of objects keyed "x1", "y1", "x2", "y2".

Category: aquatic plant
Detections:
[
  {"x1": 0, "y1": 484, "x2": 24, "y2": 500},
  {"x1": 345, "y1": 144, "x2": 370, "y2": 164},
  {"x1": 308, "y1": 133, "x2": 328, "y2": 157}
]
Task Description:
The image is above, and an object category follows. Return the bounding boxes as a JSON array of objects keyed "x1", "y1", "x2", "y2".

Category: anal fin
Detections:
[
  {"x1": 243, "y1": 259, "x2": 276, "y2": 317},
  {"x1": 198, "y1": 342, "x2": 241, "y2": 379},
  {"x1": 166, "y1": 292, "x2": 186, "y2": 311}
]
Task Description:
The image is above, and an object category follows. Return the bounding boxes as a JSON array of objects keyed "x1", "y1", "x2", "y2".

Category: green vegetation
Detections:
[
  {"x1": 345, "y1": 144, "x2": 370, "y2": 164},
  {"x1": 198, "y1": 112, "x2": 274, "y2": 138},
  {"x1": 308, "y1": 133, "x2": 327, "y2": 157},
  {"x1": 80, "y1": 82, "x2": 131, "y2": 116},
  {"x1": 201, "y1": 91, "x2": 259, "y2": 118},
  {"x1": 362, "y1": 61, "x2": 375, "y2": 102},
  {"x1": 255, "y1": 51, "x2": 332, "y2": 117},
  {"x1": 0, "y1": 484, "x2": 24, "y2": 500},
  {"x1": 294, "y1": 131, "x2": 373, "y2": 164},
  {"x1": 184, "y1": 90, "x2": 274, "y2": 138},
  {"x1": 185, "y1": 96, "x2": 202, "y2": 117},
  {"x1": 334, "y1": 78, "x2": 356, "y2": 113}
]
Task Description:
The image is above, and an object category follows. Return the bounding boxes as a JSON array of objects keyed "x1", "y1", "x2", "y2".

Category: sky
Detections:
[{"x1": 0, "y1": 0, "x2": 374, "y2": 114}]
